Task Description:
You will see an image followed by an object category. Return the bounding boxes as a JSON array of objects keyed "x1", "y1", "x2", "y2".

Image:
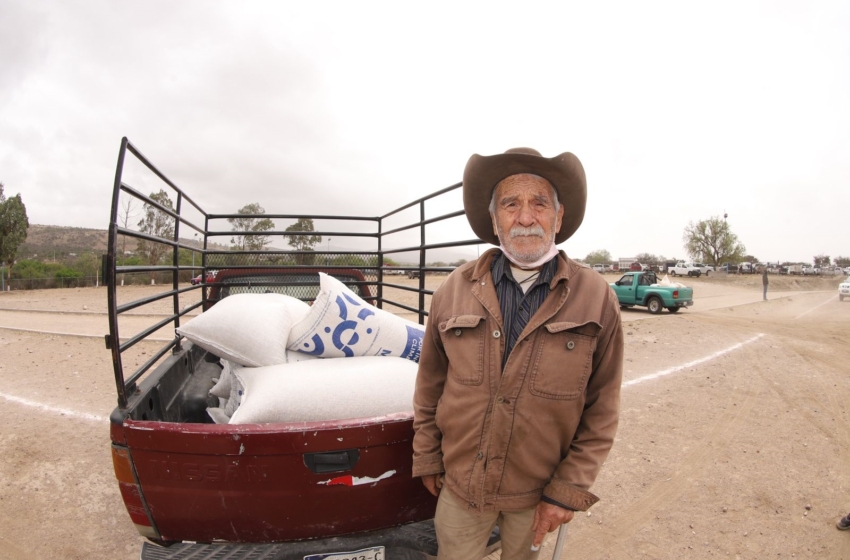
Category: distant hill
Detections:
[
  {"x1": 16, "y1": 224, "x2": 475, "y2": 266},
  {"x1": 17, "y1": 224, "x2": 227, "y2": 262}
]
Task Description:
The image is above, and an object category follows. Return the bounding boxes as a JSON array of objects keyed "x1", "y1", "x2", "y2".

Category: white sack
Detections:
[
  {"x1": 206, "y1": 407, "x2": 231, "y2": 424},
  {"x1": 209, "y1": 360, "x2": 234, "y2": 398},
  {"x1": 176, "y1": 293, "x2": 311, "y2": 367},
  {"x1": 287, "y1": 273, "x2": 424, "y2": 362},
  {"x1": 229, "y1": 356, "x2": 417, "y2": 424}
]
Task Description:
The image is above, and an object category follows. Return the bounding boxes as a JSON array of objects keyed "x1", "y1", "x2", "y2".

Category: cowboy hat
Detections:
[{"x1": 462, "y1": 148, "x2": 586, "y2": 245}]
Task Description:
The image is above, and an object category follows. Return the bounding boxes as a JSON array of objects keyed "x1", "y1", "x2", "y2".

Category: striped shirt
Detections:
[{"x1": 491, "y1": 251, "x2": 558, "y2": 367}]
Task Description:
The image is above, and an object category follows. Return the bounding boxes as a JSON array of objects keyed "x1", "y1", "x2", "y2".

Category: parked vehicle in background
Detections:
[
  {"x1": 610, "y1": 271, "x2": 694, "y2": 314},
  {"x1": 824, "y1": 266, "x2": 845, "y2": 276},
  {"x1": 787, "y1": 264, "x2": 803, "y2": 275},
  {"x1": 844, "y1": 267, "x2": 850, "y2": 275},
  {"x1": 619, "y1": 257, "x2": 637, "y2": 271},
  {"x1": 630, "y1": 262, "x2": 644, "y2": 271},
  {"x1": 739, "y1": 262, "x2": 754, "y2": 274},
  {"x1": 592, "y1": 264, "x2": 605, "y2": 273},
  {"x1": 802, "y1": 266, "x2": 816, "y2": 275},
  {"x1": 669, "y1": 262, "x2": 702, "y2": 277},
  {"x1": 190, "y1": 271, "x2": 217, "y2": 285},
  {"x1": 720, "y1": 262, "x2": 738, "y2": 274},
  {"x1": 694, "y1": 263, "x2": 714, "y2": 275},
  {"x1": 839, "y1": 276, "x2": 850, "y2": 301}
]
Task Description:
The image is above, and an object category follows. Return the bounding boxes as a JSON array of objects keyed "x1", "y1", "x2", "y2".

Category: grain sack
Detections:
[
  {"x1": 229, "y1": 356, "x2": 417, "y2": 424},
  {"x1": 176, "y1": 293, "x2": 311, "y2": 367},
  {"x1": 287, "y1": 273, "x2": 424, "y2": 362}
]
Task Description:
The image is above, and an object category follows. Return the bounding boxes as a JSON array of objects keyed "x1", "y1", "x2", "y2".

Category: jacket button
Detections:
[
  {"x1": 477, "y1": 452, "x2": 483, "y2": 460},
  {"x1": 454, "y1": 329, "x2": 462, "y2": 337},
  {"x1": 566, "y1": 341, "x2": 575, "y2": 350},
  {"x1": 496, "y1": 396, "x2": 504, "y2": 403},
  {"x1": 493, "y1": 330, "x2": 501, "y2": 339}
]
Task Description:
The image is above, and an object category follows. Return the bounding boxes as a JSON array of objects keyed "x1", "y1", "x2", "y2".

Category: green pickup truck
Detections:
[{"x1": 611, "y1": 271, "x2": 694, "y2": 314}]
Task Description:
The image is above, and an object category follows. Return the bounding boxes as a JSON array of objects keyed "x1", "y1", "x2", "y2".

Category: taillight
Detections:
[
  {"x1": 112, "y1": 445, "x2": 158, "y2": 539},
  {"x1": 673, "y1": 290, "x2": 679, "y2": 299}
]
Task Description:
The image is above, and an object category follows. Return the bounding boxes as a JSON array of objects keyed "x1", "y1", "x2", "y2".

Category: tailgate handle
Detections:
[{"x1": 304, "y1": 449, "x2": 360, "y2": 474}]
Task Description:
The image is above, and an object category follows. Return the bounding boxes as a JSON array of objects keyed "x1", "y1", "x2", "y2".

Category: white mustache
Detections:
[{"x1": 509, "y1": 226, "x2": 545, "y2": 238}]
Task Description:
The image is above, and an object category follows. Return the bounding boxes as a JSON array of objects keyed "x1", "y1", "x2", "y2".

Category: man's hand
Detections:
[
  {"x1": 531, "y1": 501, "x2": 574, "y2": 549},
  {"x1": 421, "y1": 474, "x2": 443, "y2": 497}
]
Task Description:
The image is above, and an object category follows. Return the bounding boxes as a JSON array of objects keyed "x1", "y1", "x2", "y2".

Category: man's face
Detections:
[{"x1": 490, "y1": 174, "x2": 564, "y2": 265}]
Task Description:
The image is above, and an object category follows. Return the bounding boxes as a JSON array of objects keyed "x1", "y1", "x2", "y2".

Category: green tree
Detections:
[
  {"x1": 683, "y1": 217, "x2": 746, "y2": 267},
  {"x1": 835, "y1": 256, "x2": 849, "y2": 268},
  {"x1": 584, "y1": 249, "x2": 612, "y2": 265},
  {"x1": 285, "y1": 218, "x2": 321, "y2": 264},
  {"x1": 284, "y1": 218, "x2": 321, "y2": 251},
  {"x1": 137, "y1": 190, "x2": 175, "y2": 283},
  {"x1": 228, "y1": 203, "x2": 275, "y2": 251},
  {"x1": 0, "y1": 183, "x2": 30, "y2": 289}
]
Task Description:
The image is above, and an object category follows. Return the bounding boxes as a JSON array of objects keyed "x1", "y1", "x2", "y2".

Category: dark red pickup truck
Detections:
[{"x1": 105, "y1": 138, "x2": 493, "y2": 559}]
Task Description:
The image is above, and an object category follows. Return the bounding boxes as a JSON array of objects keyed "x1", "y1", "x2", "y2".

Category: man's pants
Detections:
[
  {"x1": 434, "y1": 487, "x2": 541, "y2": 560},
  {"x1": 763, "y1": 285, "x2": 768, "y2": 300}
]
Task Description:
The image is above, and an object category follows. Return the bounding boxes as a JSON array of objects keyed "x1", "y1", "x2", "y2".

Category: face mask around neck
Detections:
[{"x1": 498, "y1": 242, "x2": 559, "y2": 270}]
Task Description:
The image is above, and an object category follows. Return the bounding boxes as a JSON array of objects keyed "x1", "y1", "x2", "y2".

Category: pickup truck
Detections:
[
  {"x1": 610, "y1": 271, "x2": 694, "y2": 314},
  {"x1": 668, "y1": 262, "x2": 702, "y2": 277},
  {"x1": 105, "y1": 138, "x2": 497, "y2": 559}
]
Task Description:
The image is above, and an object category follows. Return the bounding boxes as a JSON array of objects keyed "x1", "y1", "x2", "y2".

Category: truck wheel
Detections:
[
  {"x1": 705, "y1": 270, "x2": 710, "y2": 277},
  {"x1": 670, "y1": 271, "x2": 677, "y2": 276},
  {"x1": 667, "y1": 306, "x2": 680, "y2": 313},
  {"x1": 647, "y1": 297, "x2": 662, "y2": 314}
]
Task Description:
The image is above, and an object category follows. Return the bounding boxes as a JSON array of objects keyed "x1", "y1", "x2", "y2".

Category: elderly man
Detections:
[{"x1": 412, "y1": 148, "x2": 624, "y2": 559}]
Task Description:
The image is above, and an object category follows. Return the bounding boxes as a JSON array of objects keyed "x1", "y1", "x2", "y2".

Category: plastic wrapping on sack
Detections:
[
  {"x1": 229, "y1": 356, "x2": 418, "y2": 424},
  {"x1": 287, "y1": 273, "x2": 425, "y2": 362}
]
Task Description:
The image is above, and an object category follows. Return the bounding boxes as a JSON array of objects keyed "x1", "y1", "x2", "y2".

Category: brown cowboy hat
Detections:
[{"x1": 463, "y1": 147, "x2": 586, "y2": 245}]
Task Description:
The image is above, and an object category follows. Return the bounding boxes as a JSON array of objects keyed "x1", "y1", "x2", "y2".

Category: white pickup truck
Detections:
[{"x1": 669, "y1": 262, "x2": 707, "y2": 277}]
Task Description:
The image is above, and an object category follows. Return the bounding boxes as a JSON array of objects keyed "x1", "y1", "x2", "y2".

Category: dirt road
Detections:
[{"x1": 1, "y1": 274, "x2": 849, "y2": 559}]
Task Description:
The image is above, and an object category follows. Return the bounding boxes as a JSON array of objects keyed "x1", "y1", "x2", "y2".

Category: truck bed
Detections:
[{"x1": 111, "y1": 342, "x2": 436, "y2": 544}]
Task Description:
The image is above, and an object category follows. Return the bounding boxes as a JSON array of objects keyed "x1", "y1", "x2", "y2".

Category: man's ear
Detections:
[
  {"x1": 555, "y1": 203, "x2": 565, "y2": 233},
  {"x1": 491, "y1": 213, "x2": 499, "y2": 237}
]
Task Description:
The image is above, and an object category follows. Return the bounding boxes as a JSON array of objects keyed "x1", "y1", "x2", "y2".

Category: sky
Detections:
[{"x1": 1, "y1": 0, "x2": 848, "y2": 265}]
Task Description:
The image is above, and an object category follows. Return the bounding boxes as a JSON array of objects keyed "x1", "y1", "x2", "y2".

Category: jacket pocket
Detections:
[
  {"x1": 529, "y1": 321, "x2": 601, "y2": 400},
  {"x1": 439, "y1": 315, "x2": 487, "y2": 386}
]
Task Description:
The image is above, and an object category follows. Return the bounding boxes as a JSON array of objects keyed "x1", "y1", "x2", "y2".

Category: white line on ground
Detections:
[
  {"x1": 0, "y1": 391, "x2": 108, "y2": 423},
  {"x1": 623, "y1": 333, "x2": 765, "y2": 388},
  {"x1": 3, "y1": 332, "x2": 767, "y2": 424},
  {"x1": 794, "y1": 294, "x2": 837, "y2": 320}
]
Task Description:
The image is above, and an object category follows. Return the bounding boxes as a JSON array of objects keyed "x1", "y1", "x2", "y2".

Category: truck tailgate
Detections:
[{"x1": 121, "y1": 415, "x2": 436, "y2": 543}]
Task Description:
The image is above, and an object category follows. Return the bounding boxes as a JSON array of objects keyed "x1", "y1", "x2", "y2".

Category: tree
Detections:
[
  {"x1": 835, "y1": 256, "x2": 850, "y2": 268},
  {"x1": 228, "y1": 203, "x2": 275, "y2": 251},
  {"x1": 636, "y1": 252, "x2": 667, "y2": 265},
  {"x1": 284, "y1": 218, "x2": 321, "y2": 252},
  {"x1": 683, "y1": 217, "x2": 746, "y2": 267},
  {"x1": 0, "y1": 183, "x2": 30, "y2": 290},
  {"x1": 741, "y1": 254, "x2": 760, "y2": 264},
  {"x1": 137, "y1": 190, "x2": 175, "y2": 283},
  {"x1": 584, "y1": 249, "x2": 612, "y2": 265},
  {"x1": 813, "y1": 254, "x2": 831, "y2": 268}
]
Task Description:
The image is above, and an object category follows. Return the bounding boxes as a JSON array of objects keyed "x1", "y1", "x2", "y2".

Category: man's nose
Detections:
[{"x1": 517, "y1": 203, "x2": 536, "y2": 226}]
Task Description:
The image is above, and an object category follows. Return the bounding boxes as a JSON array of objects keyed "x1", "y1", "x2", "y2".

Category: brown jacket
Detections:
[{"x1": 412, "y1": 249, "x2": 623, "y2": 512}]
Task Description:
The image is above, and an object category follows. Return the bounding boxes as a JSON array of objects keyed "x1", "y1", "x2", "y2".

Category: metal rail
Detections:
[{"x1": 106, "y1": 138, "x2": 481, "y2": 409}]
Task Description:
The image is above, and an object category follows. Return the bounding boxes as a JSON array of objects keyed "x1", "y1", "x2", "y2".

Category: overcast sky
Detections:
[{"x1": 2, "y1": 0, "x2": 848, "y2": 264}]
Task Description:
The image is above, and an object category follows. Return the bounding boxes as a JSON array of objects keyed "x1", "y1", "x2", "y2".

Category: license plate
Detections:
[{"x1": 304, "y1": 546, "x2": 385, "y2": 560}]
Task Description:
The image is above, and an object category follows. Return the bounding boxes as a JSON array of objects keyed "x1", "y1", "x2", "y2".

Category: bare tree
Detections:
[{"x1": 683, "y1": 217, "x2": 746, "y2": 267}]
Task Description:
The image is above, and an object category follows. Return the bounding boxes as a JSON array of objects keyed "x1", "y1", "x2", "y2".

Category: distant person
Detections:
[
  {"x1": 762, "y1": 268, "x2": 768, "y2": 301},
  {"x1": 838, "y1": 512, "x2": 850, "y2": 531}
]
